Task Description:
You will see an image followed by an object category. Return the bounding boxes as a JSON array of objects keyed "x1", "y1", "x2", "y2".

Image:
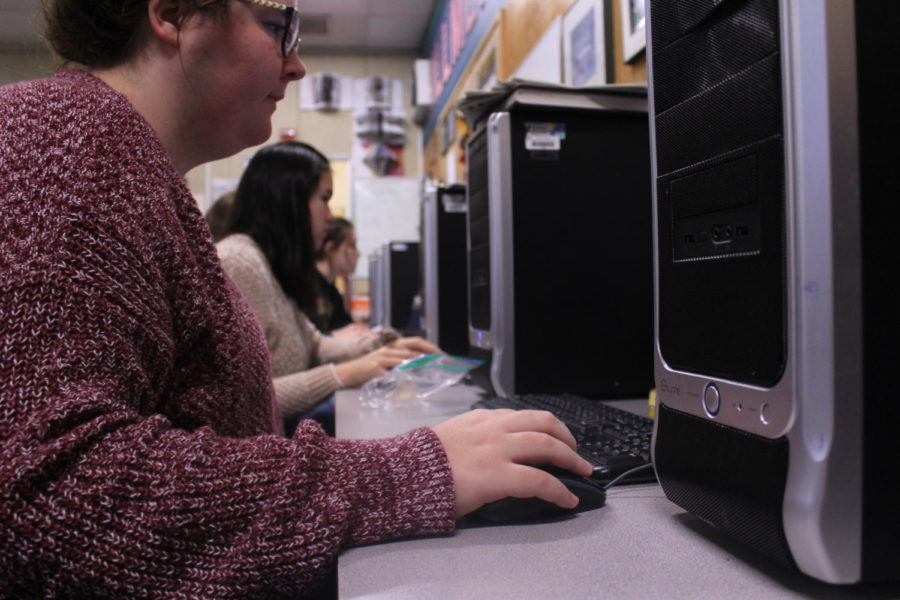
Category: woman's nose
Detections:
[{"x1": 284, "y1": 52, "x2": 306, "y2": 82}]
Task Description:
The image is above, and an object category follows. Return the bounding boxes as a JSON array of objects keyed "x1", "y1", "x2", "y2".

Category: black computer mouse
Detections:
[{"x1": 466, "y1": 466, "x2": 607, "y2": 524}]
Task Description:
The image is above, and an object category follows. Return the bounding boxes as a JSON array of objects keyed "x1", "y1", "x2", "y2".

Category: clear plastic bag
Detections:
[{"x1": 360, "y1": 353, "x2": 484, "y2": 409}]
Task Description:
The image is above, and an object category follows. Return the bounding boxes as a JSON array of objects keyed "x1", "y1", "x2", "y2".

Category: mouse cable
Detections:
[{"x1": 602, "y1": 463, "x2": 654, "y2": 490}]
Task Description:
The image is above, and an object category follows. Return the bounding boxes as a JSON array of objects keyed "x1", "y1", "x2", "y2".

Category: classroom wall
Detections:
[
  {"x1": 0, "y1": 48, "x2": 56, "y2": 86},
  {"x1": 423, "y1": 0, "x2": 647, "y2": 183},
  {"x1": 496, "y1": 0, "x2": 648, "y2": 87},
  {"x1": 187, "y1": 53, "x2": 421, "y2": 210}
]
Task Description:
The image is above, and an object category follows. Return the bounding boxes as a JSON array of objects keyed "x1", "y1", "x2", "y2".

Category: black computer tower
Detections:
[
  {"x1": 367, "y1": 248, "x2": 385, "y2": 328},
  {"x1": 422, "y1": 184, "x2": 470, "y2": 356},
  {"x1": 465, "y1": 87, "x2": 654, "y2": 399},
  {"x1": 383, "y1": 240, "x2": 420, "y2": 334},
  {"x1": 648, "y1": 0, "x2": 899, "y2": 584}
]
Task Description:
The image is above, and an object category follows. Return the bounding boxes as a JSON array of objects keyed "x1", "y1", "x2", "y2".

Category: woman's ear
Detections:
[{"x1": 146, "y1": 0, "x2": 187, "y2": 48}]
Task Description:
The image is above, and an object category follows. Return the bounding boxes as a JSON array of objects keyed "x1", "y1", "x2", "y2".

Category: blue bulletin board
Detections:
[{"x1": 420, "y1": 0, "x2": 506, "y2": 143}]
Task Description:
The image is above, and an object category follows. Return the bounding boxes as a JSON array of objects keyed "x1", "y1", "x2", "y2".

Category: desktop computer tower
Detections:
[
  {"x1": 374, "y1": 240, "x2": 420, "y2": 335},
  {"x1": 422, "y1": 184, "x2": 470, "y2": 356},
  {"x1": 648, "y1": 0, "x2": 899, "y2": 584},
  {"x1": 466, "y1": 87, "x2": 654, "y2": 398},
  {"x1": 367, "y1": 247, "x2": 385, "y2": 328}
]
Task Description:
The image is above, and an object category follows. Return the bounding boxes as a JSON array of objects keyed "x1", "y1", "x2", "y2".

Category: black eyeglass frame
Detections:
[{"x1": 197, "y1": 0, "x2": 301, "y2": 57}]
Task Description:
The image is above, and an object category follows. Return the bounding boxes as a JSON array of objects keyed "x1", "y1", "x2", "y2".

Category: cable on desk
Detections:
[{"x1": 603, "y1": 463, "x2": 654, "y2": 490}]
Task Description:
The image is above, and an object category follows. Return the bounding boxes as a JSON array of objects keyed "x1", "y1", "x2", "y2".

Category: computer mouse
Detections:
[{"x1": 466, "y1": 466, "x2": 607, "y2": 524}]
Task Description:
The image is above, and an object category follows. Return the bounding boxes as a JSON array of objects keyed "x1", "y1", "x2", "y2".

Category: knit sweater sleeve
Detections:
[
  {"x1": 299, "y1": 305, "x2": 384, "y2": 364},
  {"x1": 0, "y1": 73, "x2": 457, "y2": 598},
  {"x1": 275, "y1": 309, "x2": 380, "y2": 417}
]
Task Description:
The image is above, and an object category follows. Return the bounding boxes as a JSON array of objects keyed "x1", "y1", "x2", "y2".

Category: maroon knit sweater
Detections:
[{"x1": 0, "y1": 71, "x2": 456, "y2": 598}]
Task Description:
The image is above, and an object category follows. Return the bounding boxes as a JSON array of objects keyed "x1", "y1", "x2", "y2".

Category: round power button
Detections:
[{"x1": 703, "y1": 383, "x2": 721, "y2": 417}]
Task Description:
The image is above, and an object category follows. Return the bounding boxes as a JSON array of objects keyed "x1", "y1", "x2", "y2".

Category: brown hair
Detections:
[
  {"x1": 205, "y1": 190, "x2": 235, "y2": 243},
  {"x1": 228, "y1": 141, "x2": 331, "y2": 314},
  {"x1": 316, "y1": 217, "x2": 354, "y2": 261},
  {"x1": 41, "y1": 0, "x2": 229, "y2": 69}
]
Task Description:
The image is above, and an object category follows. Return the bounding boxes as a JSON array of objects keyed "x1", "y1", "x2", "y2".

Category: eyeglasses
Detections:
[{"x1": 197, "y1": 0, "x2": 301, "y2": 57}]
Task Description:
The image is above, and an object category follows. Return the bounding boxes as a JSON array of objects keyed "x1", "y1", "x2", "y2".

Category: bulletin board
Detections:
[{"x1": 351, "y1": 177, "x2": 421, "y2": 278}]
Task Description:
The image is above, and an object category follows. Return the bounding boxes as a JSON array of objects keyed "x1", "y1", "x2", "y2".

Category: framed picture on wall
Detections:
[
  {"x1": 562, "y1": 0, "x2": 608, "y2": 87},
  {"x1": 441, "y1": 109, "x2": 457, "y2": 155},
  {"x1": 619, "y1": 0, "x2": 646, "y2": 63},
  {"x1": 477, "y1": 48, "x2": 497, "y2": 91}
]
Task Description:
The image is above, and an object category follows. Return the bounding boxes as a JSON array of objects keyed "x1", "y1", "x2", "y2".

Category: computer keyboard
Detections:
[{"x1": 472, "y1": 393, "x2": 656, "y2": 485}]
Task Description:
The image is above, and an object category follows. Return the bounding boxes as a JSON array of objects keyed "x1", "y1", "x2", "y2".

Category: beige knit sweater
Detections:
[{"x1": 217, "y1": 234, "x2": 383, "y2": 417}]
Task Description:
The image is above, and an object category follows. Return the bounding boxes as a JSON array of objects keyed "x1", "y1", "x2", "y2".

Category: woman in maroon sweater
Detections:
[{"x1": 0, "y1": 0, "x2": 592, "y2": 597}]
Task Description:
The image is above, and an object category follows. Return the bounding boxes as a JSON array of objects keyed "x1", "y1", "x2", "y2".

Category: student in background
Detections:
[
  {"x1": 217, "y1": 141, "x2": 436, "y2": 428},
  {"x1": 0, "y1": 0, "x2": 593, "y2": 596},
  {"x1": 312, "y1": 217, "x2": 370, "y2": 336},
  {"x1": 204, "y1": 189, "x2": 236, "y2": 242}
]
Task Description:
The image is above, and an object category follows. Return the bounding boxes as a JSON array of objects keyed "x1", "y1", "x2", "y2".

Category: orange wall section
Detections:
[{"x1": 500, "y1": 0, "x2": 578, "y2": 80}]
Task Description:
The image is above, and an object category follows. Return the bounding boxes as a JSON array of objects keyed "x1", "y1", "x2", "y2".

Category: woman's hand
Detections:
[
  {"x1": 386, "y1": 336, "x2": 441, "y2": 355},
  {"x1": 333, "y1": 345, "x2": 420, "y2": 388},
  {"x1": 432, "y1": 409, "x2": 594, "y2": 518}
]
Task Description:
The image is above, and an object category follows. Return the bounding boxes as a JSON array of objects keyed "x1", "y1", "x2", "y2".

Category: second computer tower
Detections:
[
  {"x1": 466, "y1": 88, "x2": 654, "y2": 399},
  {"x1": 422, "y1": 184, "x2": 470, "y2": 356},
  {"x1": 370, "y1": 240, "x2": 420, "y2": 335}
]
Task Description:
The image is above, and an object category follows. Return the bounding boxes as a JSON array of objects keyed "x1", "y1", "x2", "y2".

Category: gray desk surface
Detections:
[{"x1": 336, "y1": 384, "x2": 897, "y2": 600}]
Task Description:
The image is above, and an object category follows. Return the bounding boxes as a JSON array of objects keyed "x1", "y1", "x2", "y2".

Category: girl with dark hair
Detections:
[
  {"x1": 0, "y1": 0, "x2": 592, "y2": 596},
  {"x1": 227, "y1": 141, "x2": 328, "y2": 314},
  {"x1": 312, "y1": 217, "x2": 369, "y2": 335},
  {"x1": 217, "y1": 140, "x2": 436, "y2": 422}
]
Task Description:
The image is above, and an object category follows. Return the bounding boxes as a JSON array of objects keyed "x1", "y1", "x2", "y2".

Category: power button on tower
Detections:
[{"x1": 703, "y1": 382, "x2": 721, "y2": 417}]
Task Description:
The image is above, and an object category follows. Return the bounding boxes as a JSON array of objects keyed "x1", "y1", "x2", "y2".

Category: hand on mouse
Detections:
[{"x1": 431, "y1": 409, "x2": 594, "y2": 518}]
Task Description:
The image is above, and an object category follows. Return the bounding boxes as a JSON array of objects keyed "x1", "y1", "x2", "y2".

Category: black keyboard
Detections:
[{"x1": 472, "y1": 393, "x2": 656, "y2": 485}]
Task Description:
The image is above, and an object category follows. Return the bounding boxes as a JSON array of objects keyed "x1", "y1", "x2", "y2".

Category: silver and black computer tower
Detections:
[
  {"x1": 648, "y1": 0, "x2": 899, "y2": 584},
  {"x1": 422, "y1": 183, "x2": 470, "y2": 356},
  {"x1": 465, "y1": 86, "x2": 654, "y2": 399},
  {"x1": 367, "y1": 247, "x2": 385, "y2": 328},
  {"x1": 371, "y1": 240, "x2": 420, "y2": 334}
]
